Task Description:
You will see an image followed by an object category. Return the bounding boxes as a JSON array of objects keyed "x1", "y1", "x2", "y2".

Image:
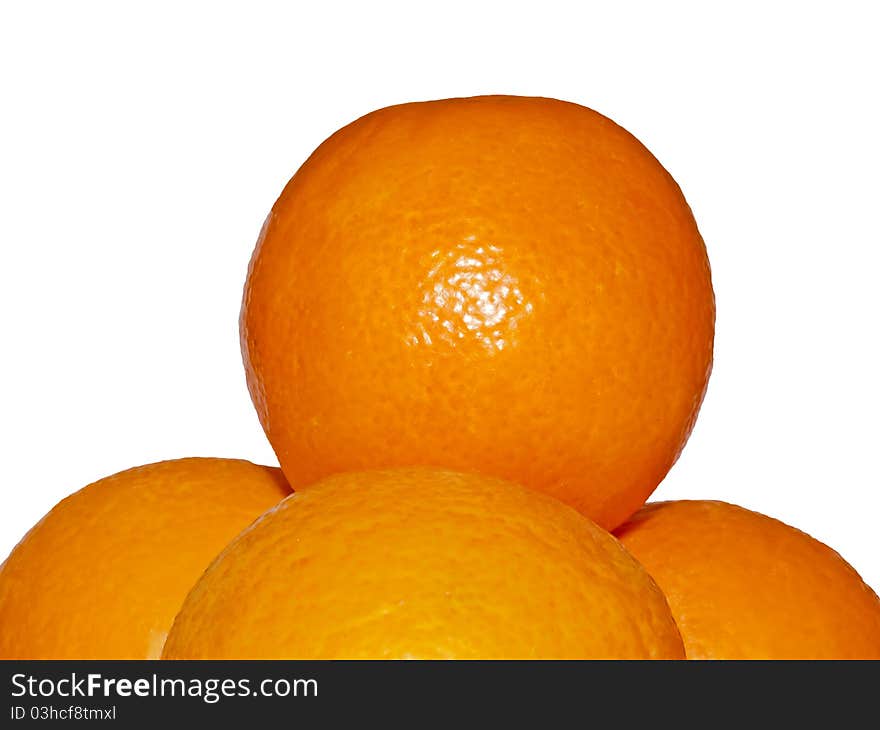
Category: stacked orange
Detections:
[{"x1": 2, "y1": 96, "x2": 878, "y2": 659}]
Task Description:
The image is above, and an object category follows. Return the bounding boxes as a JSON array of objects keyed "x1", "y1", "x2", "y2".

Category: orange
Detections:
[
  {"x1": 616, "y1": 500, "x2": 880, "y2": 659},
  {"x1": 240, "y1": 95, "x2": 714, "y2": 529},
  {"x1": 0, "y1": 458, "x2": 290, "y2": 659},
  {"x1": 162, "y1": 468, "x2": 684, "y2": 659}
]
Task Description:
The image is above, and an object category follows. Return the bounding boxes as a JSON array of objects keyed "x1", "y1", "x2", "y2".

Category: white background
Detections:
[{"x1": 2, "y1": 3, "x2": 878, "y2": 587}]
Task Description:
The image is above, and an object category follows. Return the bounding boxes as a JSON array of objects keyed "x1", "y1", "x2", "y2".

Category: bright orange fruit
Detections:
[
  {"x1": 0, "y1": 458, "x2": 290, "y2": 659},
  {"x1": 616, "y1": 500, "x2": 880, "y2": 659},
  {"x1": 241, "y1": 95, "x2": 714, "y2": 529},
  {"x1": 162, "y1": 468, "x2": 684, "y2": 659}
]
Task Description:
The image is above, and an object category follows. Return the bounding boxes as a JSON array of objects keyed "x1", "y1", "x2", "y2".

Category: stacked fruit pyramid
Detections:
[{"x1": 2, "y1": 96, "x2": 879, "y2": 660}]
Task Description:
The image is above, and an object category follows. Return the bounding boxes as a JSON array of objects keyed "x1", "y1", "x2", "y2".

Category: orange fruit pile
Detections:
[{"x1": 2, "y1": 95, "x2": 877, "y2": 659}]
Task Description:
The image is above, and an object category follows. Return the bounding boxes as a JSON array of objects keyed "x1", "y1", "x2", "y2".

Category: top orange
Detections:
[{"x1": 241, "y1": 95, "x2": 714, "y2": 529}]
